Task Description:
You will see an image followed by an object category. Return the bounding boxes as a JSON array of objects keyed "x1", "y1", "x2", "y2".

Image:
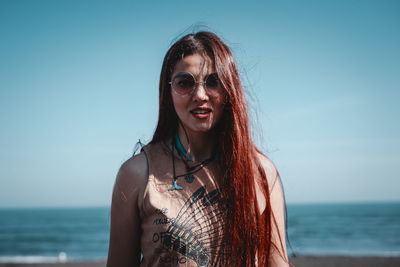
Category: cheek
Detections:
[
  {"x1": 172, "y1": 94, "x2": 187, "y2": 115},
  {"x1": 213, "y1": 96, "x2": 226, "y2": 116}
]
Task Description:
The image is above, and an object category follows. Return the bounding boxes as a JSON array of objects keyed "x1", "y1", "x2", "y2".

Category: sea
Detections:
[{"x1": 0, "y1": 202, "x2": 399, "y2": 263}]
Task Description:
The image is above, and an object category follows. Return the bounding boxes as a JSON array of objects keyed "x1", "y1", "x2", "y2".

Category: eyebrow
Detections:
[{"x1": 172, "y1": 71, "x2": 218, "y2": 79}]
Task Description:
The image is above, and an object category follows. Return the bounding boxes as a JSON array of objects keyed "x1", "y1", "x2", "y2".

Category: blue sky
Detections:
[{"x1": 0, "y1": 0, "x2": 399, "y2": 207}]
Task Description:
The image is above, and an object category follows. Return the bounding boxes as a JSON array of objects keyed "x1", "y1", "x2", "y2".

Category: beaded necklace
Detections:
[{"x1": 169, "y1": 133, "x2": 219, "y2": 191}]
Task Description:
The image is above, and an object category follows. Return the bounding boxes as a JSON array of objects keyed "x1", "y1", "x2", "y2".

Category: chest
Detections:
[{"x1": 140, "y1": 162, "x2": 226, "y2": 266}]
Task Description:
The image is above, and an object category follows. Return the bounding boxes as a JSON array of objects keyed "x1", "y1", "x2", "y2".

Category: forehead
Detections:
[{"x1": 172, "y1": 54, "x2": 215, "y2": 77}]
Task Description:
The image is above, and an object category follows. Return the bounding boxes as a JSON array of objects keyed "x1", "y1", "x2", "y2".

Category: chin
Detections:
[{"x1": 187, "y1": 124, "x2": 215, "y2": 134}]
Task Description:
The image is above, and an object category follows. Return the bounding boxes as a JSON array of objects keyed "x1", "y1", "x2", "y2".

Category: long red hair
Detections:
[{"x1": 151, "y1": 31, "x2": 287, "y2": 266}]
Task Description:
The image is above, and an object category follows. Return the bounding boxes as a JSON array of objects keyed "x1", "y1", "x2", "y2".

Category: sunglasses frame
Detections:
[{"x1": 169, "y1": 72, "x2": 222, "y2": 96}]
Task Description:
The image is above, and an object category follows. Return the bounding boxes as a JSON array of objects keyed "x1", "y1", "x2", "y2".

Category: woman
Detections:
[{"x1": 107, "y1": 31, "x2": 289, "y2": 266}]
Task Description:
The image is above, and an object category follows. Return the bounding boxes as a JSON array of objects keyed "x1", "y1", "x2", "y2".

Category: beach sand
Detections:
[{"x1": 1, "y1": 256, "x2": 400, "y2": 267}]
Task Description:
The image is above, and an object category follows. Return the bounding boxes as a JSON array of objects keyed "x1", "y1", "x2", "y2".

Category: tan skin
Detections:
[{"x1": 107, "y1": 54, "x2": 289, "y2": 266}]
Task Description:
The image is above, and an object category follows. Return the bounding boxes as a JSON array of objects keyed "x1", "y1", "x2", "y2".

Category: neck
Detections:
[{"x1": 177, "y1": 126, "x2": 217, "y2": 162}]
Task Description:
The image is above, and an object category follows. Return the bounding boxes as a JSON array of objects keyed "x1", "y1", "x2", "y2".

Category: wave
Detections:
[{"x1": 0, "y1": 252, "x2": 68, "y2": 264}]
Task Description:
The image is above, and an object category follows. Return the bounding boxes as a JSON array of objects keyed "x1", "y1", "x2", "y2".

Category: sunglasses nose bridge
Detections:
[{"x1": 193, "y1": 79, "x2": 208, "y2": 89}]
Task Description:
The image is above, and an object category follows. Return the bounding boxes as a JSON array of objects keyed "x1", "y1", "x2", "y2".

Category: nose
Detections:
[{"x1": 192, "y1": 82, "x2": 209, "y2": 101}]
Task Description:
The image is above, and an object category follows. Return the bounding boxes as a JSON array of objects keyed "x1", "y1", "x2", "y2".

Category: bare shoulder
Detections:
[
  {"x1": 114, "y1": 152, "x2": 149, "y2": 201},
  {"x1": 118, "y1": 152, "x2": 148, "y2": 181},
  {"x1": 257, "y1": 152, "x2": 289, "y2": 265},
  {"x1": 108, "y1": 152, "x2": 148, "y2": 266},
  {"x1": 256, "y1": 152, "x2": 279, "y2": 194}
]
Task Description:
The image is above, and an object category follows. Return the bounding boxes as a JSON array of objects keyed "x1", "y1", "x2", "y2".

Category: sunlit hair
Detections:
[{"x1": 151, "y1": 31, "x2": 288, "y2": 266}]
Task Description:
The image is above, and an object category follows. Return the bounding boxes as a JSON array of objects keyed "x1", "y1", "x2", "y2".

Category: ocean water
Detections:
[
  {"x1": 0, "y1": 207, "x2": 110, "y2": 263},
  {"x1": 0, "y1": 203, "x2": 399, "y2": 263},
  {"x1": 287, "y1": 202, "x2": 400, "y2": 257}
]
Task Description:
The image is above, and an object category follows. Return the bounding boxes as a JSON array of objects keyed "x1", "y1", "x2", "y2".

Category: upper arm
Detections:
[
  {"x1": 257, "y1": 153, "x2": 289, "y2": 267},
  {"x1": 107, "y1": 153, "x2": 148, "y2": 267}
]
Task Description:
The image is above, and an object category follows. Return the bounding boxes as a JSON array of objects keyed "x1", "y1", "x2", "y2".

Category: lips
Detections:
[
  {"x1": 190, "y1": 107, "x2": 212, "y2": 118},
  {"x1": 190, "y1": 107, "x2": 211, "y2": 113}
]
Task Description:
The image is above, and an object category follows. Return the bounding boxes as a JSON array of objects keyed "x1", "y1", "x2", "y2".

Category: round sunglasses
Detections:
[{"x1": 169, "y1": 72, "x2": 223, "y2": 96}]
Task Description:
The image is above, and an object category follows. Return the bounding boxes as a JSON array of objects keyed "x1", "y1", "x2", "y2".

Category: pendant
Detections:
[
  {"x1": 184, "y1": 173, "x2": 194, "y2": 183},
  {"x1": 168, "y1": 179, "x2": 183, "y2": 191}
]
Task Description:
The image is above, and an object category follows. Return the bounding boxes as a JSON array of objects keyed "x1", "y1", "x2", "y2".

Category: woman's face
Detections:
[{"x1": 170, "y1": 54, "x2": 225, "y2": 136}]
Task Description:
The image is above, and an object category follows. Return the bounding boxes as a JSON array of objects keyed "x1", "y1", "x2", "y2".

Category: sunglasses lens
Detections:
[
  {"x1": 171, "y1": 72, "x2": 222, "y2": 96},
  {"x1": 172, "y1": 74, "x2": 195, "y2": 94},
  {"x1": 206, "y1": 73, "x2": 220, "y2": 89}
]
